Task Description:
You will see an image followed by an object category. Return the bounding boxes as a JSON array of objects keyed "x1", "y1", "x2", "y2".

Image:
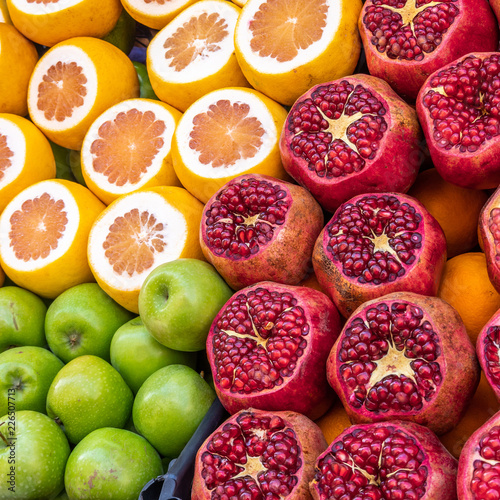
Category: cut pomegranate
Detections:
[
  {"x1": 359, "y1": 0, "x2": 499, "y2": 101},
  {"x1": 312, "y1": 192, "x2": 447, "y2": 318},
  {"x1": 279, "y1": 74, "x2": 423, "y2": 213},
  {"x1": 206, "y1": 282, "x2": 342, "y2": 420},
  {"x1": 327, "y1": 292, "x2": 479, "y2": 436},
  {"x1": 479, "y1": 187, "x2": 500, "y2": 294},
  {"x1": 310, "y1": 420, "x2": 458, "y2": 500},
  {"x1": 192, "y1": 408, "x2": 328, "y2": 500},
  {"x1": 417, "y1": 52, "x2": 500, "y2": 189},
  {"x1": 200, "y1": 174, "x2": 324, "y2": 290},
  {"x1": 457, "y1": 410, "x2": 500, "y2": 499}
]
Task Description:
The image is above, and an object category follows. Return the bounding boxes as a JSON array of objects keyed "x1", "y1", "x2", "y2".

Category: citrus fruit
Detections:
[
  {"x1": 0, "y1": 0, "x2": 11, "y2": 23},
  {"x1": 234, "y1": 0, "x2": 363, "y2": 106},
  {"x1": 314, "y1": 400, "x2": 352, "y2": 445},
  {"x1": 408, "y1": 168, "x2": 489, "y2": 259},
  {"x1": 6, "y1": 0, "x2": 122, "y2": 47},
  {"x1": 121, "y1": 0, "x2": 199, "y2": 29},
  {"x1": 0, "y1": 179, "x2": 105, "y2": 299},
  {"x1": 87, "y1": 186, "x2": 205, "y2": 313},
  {"x1": 0, "y1": 23, "x2": 38, "y2": 116},
  {"x1": 171, "y1": 86, "x2": 289, "y2": 203},
  {"x1": 146, "y1": 0, "x2": 250, "y2": 112},
  {"x1": 27, "y1": 37, "x2": 140, "y2": 151},
  {"x1": 437, "y1": 252, "x2": 500, "y2": 344},
  {"x1": 0, "y1": 113, "x2": 56, "y2": 214},
  {"x1": 102, "y1": 7, "x2": 137, "y2": 55},
  {"x1": 80, "y1": 98, "x2": 182, "y2": 205},
  {"x1": 231, "y1": 0, "x2": 247, "y2": 6}
]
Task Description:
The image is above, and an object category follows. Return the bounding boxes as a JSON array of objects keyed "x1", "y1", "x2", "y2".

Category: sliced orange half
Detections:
[
  {"x1": 0, "y1": 23, "x2": 38, "y2": 116},
  {"x1": 0, "y1": 179, "x2": 105, "y2": 298},
  {"x1": 121, "y1": 0, "x2": 199, "y2": 30},
  {"x1": 147, "y1": 0, "x2": 250, "y2": 112},
  {"x1": 6, "y1": 0, "x2": 122, "y2": 47},
  {"x1": 0, "y1": 113, "x2": 56, "y2": 214},
  {"x1": 81, "y1": 98, "x2": 182, "y2": 205},
  {"x1": 87, "y1": 186, "x2": 205, "y2": 313},
  {"x1": 27, "y1": 37, "x2": 140, "y2": 151},
  {"x1": 231, "y1": 0, "x2": 247, "y2": 7},
  {"x1": 234, "y1": 0, "x2": 363, "y2": 106},
  {"x1": 171, "y1": 86, "x2": 289, "y2": 203}
]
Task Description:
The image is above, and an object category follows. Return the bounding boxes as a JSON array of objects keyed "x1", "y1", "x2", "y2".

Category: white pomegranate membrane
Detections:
[{"x1": 0, "y1": 118, "x2": 26, "y2": 189}]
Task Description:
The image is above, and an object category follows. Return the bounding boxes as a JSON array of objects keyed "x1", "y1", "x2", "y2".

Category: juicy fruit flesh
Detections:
[
  {"x1": 0, "y1": 134, "x2": 13, "y2": 182},
  {"x1": 211, "y1": 287, "x2": 309, "y2": 394},
  {"x1": 203, "y1": 176, "x2": 290, "y2": 260},
  {"x1": 288, "y1": 81, "x2": 387, "y2": 178},
  {"x1": 337, "y1": 301, "x2": 442, "y2": 414},
  {"x1": 200, "y1": 411, "x2": 302, "y2": 498},
  {"x1": 363, "y1": 0, "x2": 459, "y2": 61},
  {"x1": 325, "y1": 194, "x2": 423, "y2": 284},
  {"x1": 313, "y1": 425, "x2": 428, "y2": 499},
  {"x1": 421, "y1": 54, "x2": 500, "y2": 153},
  {"x1": 482, "y1": 325, "x2": 500, "y2": 388},
  {"x1": 470, "y1": 425, "x2": 500, "y2": 499}
]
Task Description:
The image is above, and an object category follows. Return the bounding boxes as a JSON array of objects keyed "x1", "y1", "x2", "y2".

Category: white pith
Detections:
[
  {"x1": 0, "y1": 118, "x2": 26, "y2": 189},
  {"x1": 147, "y1": 0, "x2": 239, "y2": 84},
  {"x1": 123, "y1": 0, "x2": 191, "y2": 15},
  {"x1": 87, "y1": 190, "x2": 188, "y2": 291},
  {"x1": 0, "y1": 180, "x2": 79, "y2": 271},
  {"x1": 81, "y1": 98, "x2": 178, "y2": 195},
  {"x1": 174, "y1": 88, "x2": 277, "y2": 178},
  {"x1": 9, "y1": 0, "x2": 83, "y2": 15},
  {"x1": 235, "y1": 0, "x2": 341, "y2": 74},
  {"x1": 27, "y1": 45, "x2": 98, "y2": 132}
]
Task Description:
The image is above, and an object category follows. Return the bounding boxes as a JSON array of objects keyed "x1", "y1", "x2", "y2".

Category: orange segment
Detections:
[
  {"x1": 6, "y1": 0, "x2": 122, "y2": 47},
  {"x1": 171, "y1": 86, "x2": 289, "y2": 203},
  {"x1": 0, "y1": 113, "x2": 56, "y2": 214},
  {"x1": 0, "y1": 179, "x2": 105, "y2": 298},
  {"x1": 0, "y1": 23, "x2": 38, "y2": 116},
  {"x1": 27, "y1": 37, "x2": 140, "y2": 151},
  {"x1": 234, "y1": 0, "x2": 362, "y2": 106},
  {"x1": 147, "y1": 0, "x2": 250, "y2": 112},
  {"x1": 87, "y1": 186, "x2": 205, "y2": 313},
  {"x1": 81, "y1": 98, "x2": 182, "y2": 205},
  {"x1": 121, "y1": 0, "x2": 199, "y2": 29}
]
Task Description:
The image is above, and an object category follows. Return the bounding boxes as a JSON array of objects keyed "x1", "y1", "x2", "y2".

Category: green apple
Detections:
[
  {"x1": 0, "y1": 286, "x2": 47, "y2": 352},
  {"x1": 110, "y1": 316, "x2": 197, "y2": 394},
  {"x1": 45, "y1": 283, "x2": 134, "y2": 363},
  {"x1": 132, "y1": 364, "x2": 216, "y2": 458},
  {"x1": 138, "y1": 258, "x2": 233, "y2": 351},
  {"x1": 64, "y1": 427, "x2": 163, "y2": 500},
  {"x1": 0, "y1": 347, "x2": 63, "y2": 416},
  {"x1": 46, "y1": 355, "x2": 134, "y2": 444},
  {"x1": 0, "y1": 410, "x2": 70, "y2": 499}
]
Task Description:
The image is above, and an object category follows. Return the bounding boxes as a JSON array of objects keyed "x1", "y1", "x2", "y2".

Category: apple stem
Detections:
[
  {"x1": 0, "y1": 422, "x2": 10, "y2": 447},
  {"x1": 200, "y1": 370, "x2": 205, "y2": 379}
]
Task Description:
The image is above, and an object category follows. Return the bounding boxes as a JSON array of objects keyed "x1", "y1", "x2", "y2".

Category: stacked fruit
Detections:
[{"x1": 2, "y1": 0, "x2": 500, "y2": 498}]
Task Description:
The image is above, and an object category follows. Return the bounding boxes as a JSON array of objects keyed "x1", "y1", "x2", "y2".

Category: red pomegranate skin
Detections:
[
  {"x1": 479, "y1": 187, "x2": 500, "y2": 294},
  {"x1": 491, "y1": 0, "x2": 500, "y2": 25},
  {"x1": 417, "y1": 52, "x2": 500, "y2": 190},
  {"x1": 192, "y1": 408, "x2": 328, "y2": 500},
  {"x1": 310, "y1": 420, "x2": 458, "y2": 500},
  {"x1": 312, "y1": 192, "x2": 447, "y2": 318},
  {"x1": 206, "y1": 282, "x2": 342, "y2": 420},
  {"x1": 457, "y1": 410, "x2": 500, "y2": 499},
  {"x1": 199, "y1": 174, "x2": 324, "y2": 291},
  {"x1": 359, "y1": 0, "x2": 499, "y2": 102},
  {"x1": 326, "y1": 291, "x2": 479, "y2": 436},
  {"x1": 279, "y1": 74, "x2": 423, "y2": 214}
]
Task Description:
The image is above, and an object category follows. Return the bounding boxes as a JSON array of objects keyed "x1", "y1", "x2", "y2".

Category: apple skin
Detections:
[
  {"x1": 132, "y1": 364, "x2": 216, "y2": 458},
  {"x1": 138, "y1": 258, "x2": 233, "y2": 352},
  {"x1": 110, "y1": 316, "x2": 197, "y2": 394},
  {"x1": 0, "y1": 286, "x2": 47, "y2": 352},
  {"x1": 0, "y1": 347, "x2": 64, "y2": 416},
  {"x1": 0, "y1": 410, "x2": 70, "y2": 499},
  {"x1": 45, "y1": 283, "x2": 135, "y2": 363},
  {"x1": 46, "y1": 355, "x2": 134, "y2": 445},
  {"x1": 64, "y1": 427, "x2": 163, "y2": 500}
]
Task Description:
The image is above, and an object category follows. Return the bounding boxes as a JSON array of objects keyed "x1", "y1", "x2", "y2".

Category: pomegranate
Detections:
[
  {"x1": 457, "y1": 409, "x2": 500, "y2": 499},
  {"x1": 200, "y1": 174, "x2": 324, "y2": 291},
  {"x1": 279, "y1": 74, "x2": 423, "y2": 214},
  {"x1": 192, "y1": 408, "x2": 328, "y2": 500},
  {"x1": 206, "y1": 282, "x2": 342, "y2": 420},
  {"x1": 479, "y1": 187, "x2": 500, "y2": 294},
  {"x1": 359, "y1": 0, "x2": 499, "y2": 102},
  {"x1": 417, "y1": 52, "x2": 500, "y2": 190},
  {"x1": 310, "y1": 420, "x2": 458, "y2": 500},
  {"x1": 491, "y1": 0, "x2": 500, "y2": 26},
  {"x1": 327, "y1": 291, "x2": 480, "y2": 436},
  {"x1": 312, "y1": 192, "x2": 447, "y2": 318}
]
